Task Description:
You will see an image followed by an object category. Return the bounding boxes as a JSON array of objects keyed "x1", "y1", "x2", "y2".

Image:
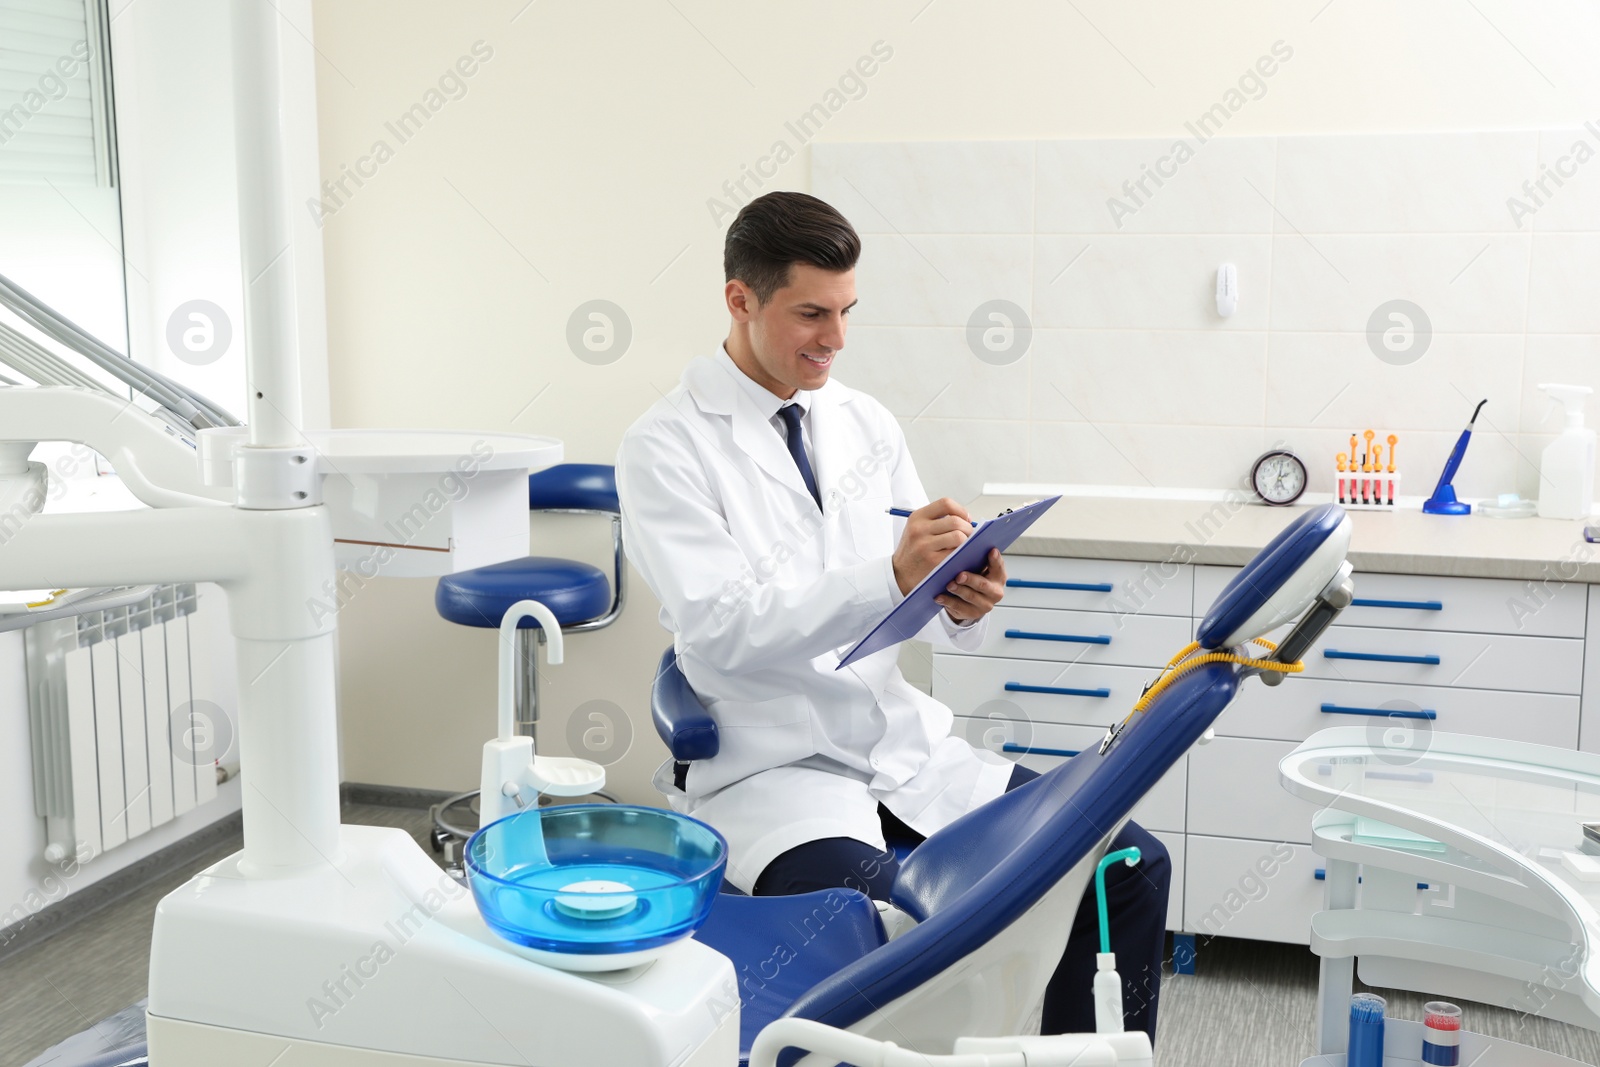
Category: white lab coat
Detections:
[{"x1": 617, "y1": 348, "x2": 1013, "y2": 893}]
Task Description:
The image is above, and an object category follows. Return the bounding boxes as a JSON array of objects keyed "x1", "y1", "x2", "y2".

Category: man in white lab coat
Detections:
[{"x1": 617, "y1": 191, "x2": 1168, "y2": 1040}]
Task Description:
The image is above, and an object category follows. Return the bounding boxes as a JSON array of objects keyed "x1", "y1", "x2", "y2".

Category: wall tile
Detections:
[
  {"x1": 1528, "y1": 233, "x2": 1600, "y2": 332},
  {"x1": 1268, "y1": 234, "x2": 1529, "y2": 333},
  {"x1": 1035, "y1": 137, "x2": 1275, "y2": 235},
  {"x1": 812, "y1": 141, "x2": 1034, "y2": 234},
  {"x1": 901, "y1": 418, "x2": 1029, "y2": 503},
  {"x1": 1033, "y1": 235, "x2": 1272, "y2": 329},
  {"x1": 840, "y1": 325, "x2": 1028, "y2": 421},
  {"x1": 853, "y1": 234, "x2": 1032, "y2": 327},
  {"x1": 1274, "y1": 132, "x2": 1537, "y2": 234},
  {"x1": 1032, "y1": 330, "x2": 1266, "y2": 426},
  {"x1": 815, "y1": 133, "x2": 1598, "y2": 503},
  {"x1": 1265, "y1": 332, "x2": 1523, "y2": 433},
  {"x1": 1031, "y1": 422, "x2": 1267, "y2": 492},
  {"x1": 1529, "y1": 129, "x2": 1600, "y2": 232}
]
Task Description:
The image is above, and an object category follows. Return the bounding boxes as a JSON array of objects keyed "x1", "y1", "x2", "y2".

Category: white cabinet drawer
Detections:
[
  {"x1": 1196, "y1": 565, "x2": 1586, "y2": 638},
  {"x1": 1151, "y1": 830, "x2": 1184, "y2": 933},
  {"x1": 959, "y1": 606, "x2": 1192, "y2": 669},
  {"x1": 1217, "y1": 675, "x2": 1580, "y2": 748},
  {"x1": 953, "y1": 716, "x2": 1186, "y2": 833},
  {"x1": 1004, "y1": 556, "x2": 1192, "y2": 618},
  {"x1": 1186, "y1": 736, "x2": 1321, "y2": 843},
  {"x1": 1183, "y1": 836, "x2": 1324, "y2": 944},
  {"x1": 1303, "y1": 625, "x2": 1583, "y2": 695},
  {"x1": 933, "y1": 654, "x2": 1153, "y2": 728}
]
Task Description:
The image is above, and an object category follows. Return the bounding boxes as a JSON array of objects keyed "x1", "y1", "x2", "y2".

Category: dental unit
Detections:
[{"x1": 0, "y1": 5, "x2": 1366, "y2": 1063}]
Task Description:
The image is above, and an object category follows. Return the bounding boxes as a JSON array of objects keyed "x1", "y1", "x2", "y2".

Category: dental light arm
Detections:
[
  {"x1": 0, "y1": 271, "x2": 240, "y2": 436},
  {"x1": 0, "y1": 387, "x2": 230, "y2": 508}
]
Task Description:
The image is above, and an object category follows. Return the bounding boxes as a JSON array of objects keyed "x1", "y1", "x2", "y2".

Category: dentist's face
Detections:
[{"x1": 728, "y1": 264, "x2": 856, "y2": 398}]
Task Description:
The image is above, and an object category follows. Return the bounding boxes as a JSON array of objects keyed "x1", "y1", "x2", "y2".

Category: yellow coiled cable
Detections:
[{"x1": 1112, "y1": 637, "x2": 1304, "y2": 736}]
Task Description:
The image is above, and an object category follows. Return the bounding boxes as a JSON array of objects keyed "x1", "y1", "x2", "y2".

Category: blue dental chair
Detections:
[
  {"x1": 432, "y1": 464, "x2": 627, "y2": 847},
  {"x1": 653, "y1": 503, "x2": 1355, "y2": 1066}
]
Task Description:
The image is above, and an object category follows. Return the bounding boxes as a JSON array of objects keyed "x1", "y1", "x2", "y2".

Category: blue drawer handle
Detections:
[
  {"x1": 1315, "y1": 868, "x2": 1429, "y2": 890},
  {"x1": 1005, "y1": 682, "x2": 1112, "y2": 699},
  {"x1": 1005, "y1": 629, "x2": 1112, "y2": 645},
  {"x1": 1002, "y1": 743, "x2": 1079, "y2": 758},
  {"x1": 1351, "y1": 597, "x2": 1443, "y2": 611},
  {"x1": 1006, "y1": 579, "x2": 1115, "y2": 593},
  {"x1": 1324, "y1": 649, "x2": 1440, "y2": 666},
  {"x1": 1320, "y1": 703, "x2": 1437, "y2": 720}
]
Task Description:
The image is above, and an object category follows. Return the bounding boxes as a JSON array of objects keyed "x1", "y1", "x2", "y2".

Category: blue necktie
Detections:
[{"x1": 778, "y1": 403, "x2": 821, "y2": 509}]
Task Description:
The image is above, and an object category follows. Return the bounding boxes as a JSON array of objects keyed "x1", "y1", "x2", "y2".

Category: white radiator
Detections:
[{"x1": 25, "y1": 584, "x2": 219, "y2": 863}]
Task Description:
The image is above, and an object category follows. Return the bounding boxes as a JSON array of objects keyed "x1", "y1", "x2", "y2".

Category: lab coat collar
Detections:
[{"x1": 683, "y1": 349, "x2": 856, "y2": 507}]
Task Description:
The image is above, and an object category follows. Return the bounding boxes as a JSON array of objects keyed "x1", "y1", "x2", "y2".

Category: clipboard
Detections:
[{"x1": 836, "y1": 495, "x2": 1061, "y2": 669}]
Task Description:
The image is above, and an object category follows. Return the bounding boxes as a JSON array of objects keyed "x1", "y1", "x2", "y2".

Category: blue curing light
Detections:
[{"x1": 1422, "y1": 399, "x2": 1487, "y2": 515}]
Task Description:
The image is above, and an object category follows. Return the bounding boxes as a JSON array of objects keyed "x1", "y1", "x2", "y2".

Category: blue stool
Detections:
[{"x1": 431, "y1": 464, "x2": 626, "y2": 848}]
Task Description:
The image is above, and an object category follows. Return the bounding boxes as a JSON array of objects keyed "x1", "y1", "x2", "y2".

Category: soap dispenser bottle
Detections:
[{"x1": 1537, "y1": 383, "x2": 1596, "y2": 520}]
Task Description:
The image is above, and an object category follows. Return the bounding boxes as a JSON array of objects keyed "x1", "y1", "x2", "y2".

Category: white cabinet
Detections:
[
  {"x1": 1004, "y1": 555, "x2": 1192, "y2": 617},
  {"x1": 935, "y1": 656, "x2": 1162, "y2": 728},
  {"x1": 1218, "y1": 675, "x2": 1579, "y2": 748},
  {"x1": 1186, "y1": 736, "x2": 1331, "y2": 844},
  {"x1": 935, "y1": 557, "x2": 1600, "y2": 954},
  {"x1": 1194, "y1": 566, "x2": 1587, "y2": 638},
  {"x1": 1301, "y1": 625, "x2": 1582, "y2": 695},
  {"x1": 967, "y1": 606, "x2": 1191, "y2": 669},
  {"x1": 1183, "y1": 837, "x2": 1326, "y2": 945}
]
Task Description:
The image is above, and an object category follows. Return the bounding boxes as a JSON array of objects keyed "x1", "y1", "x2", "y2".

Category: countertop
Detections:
[{"x1": 971, "y1": 494, "x2": 1600, "y2": 583}]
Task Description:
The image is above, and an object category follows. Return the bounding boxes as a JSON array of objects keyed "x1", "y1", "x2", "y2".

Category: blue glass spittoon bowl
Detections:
[{"x1": 465, "y1": 804, "x2": 727, "y2": 971}]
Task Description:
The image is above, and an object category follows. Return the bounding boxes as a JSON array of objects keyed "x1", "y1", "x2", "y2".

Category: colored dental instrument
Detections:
[
  {"x1": 1348, "y1": 993, "x2": 1387, "y2": 1067},
  {"x1": 1423, "y1": 1001, "x2": 1462, "y2": 1065},
  {"x1": 1423, "y1": 399, "x2": 1488, "y2": 515},
  {"x1": 1336, "y1": 454, "x2": 1347, "y2": 504},
  {"x1": 1387, "y1": 433, "x2": 1398, "y2": 504},
  {"x1": 1363, "y1": 430, "x2": 1375, "y2": 505}
]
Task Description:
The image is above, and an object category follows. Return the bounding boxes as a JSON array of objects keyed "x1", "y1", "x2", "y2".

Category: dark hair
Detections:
[{"x1": 724, "y1": 192, "x2": 860, "y2": 304}]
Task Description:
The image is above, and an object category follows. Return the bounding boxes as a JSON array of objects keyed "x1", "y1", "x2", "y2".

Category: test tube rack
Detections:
[
  {"x1": 1337, "y1": 432, "x2": 1401, "y2": 511},
  {"x1": 1338, "y1": 467, "x2": 1400, "y2": 510}
]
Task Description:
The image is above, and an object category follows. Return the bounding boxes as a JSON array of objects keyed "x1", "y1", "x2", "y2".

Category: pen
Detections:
[{"x1": 887, "y1": 507, "x2": 979, "y2": 528}]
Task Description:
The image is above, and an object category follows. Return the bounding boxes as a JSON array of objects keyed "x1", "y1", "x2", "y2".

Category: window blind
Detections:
[{"x1": 0, "y1": 0, "x2": 115, "y2": 186}]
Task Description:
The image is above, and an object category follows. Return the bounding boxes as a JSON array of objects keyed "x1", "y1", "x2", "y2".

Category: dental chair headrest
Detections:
[{"x1": 1196, "y1": 503, "x2": 1350, "y2": 650}]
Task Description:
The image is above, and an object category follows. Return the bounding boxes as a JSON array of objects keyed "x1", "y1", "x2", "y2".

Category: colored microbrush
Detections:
[{"x1": 1422, "y1": 1001, "x2": 1462, "y2": 1065}]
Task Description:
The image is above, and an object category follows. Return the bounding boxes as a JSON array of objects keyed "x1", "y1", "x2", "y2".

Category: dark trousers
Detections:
[{"x1": 752, "y1": 762, "x2": 1169, "y2": 1043}]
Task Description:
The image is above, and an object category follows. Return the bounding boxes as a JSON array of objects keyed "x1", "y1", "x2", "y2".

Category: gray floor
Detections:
[
  {"x1": 1160, "y1": 937, "x2": 1600, "y2": 1065},
  {"x1": 6, "y1": 802, "x2": 1599, "y2": 1066}
]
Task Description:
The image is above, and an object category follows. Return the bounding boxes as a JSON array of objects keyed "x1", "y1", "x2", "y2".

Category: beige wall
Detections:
[{"x1": 311, "y1": 0, "x2": 1600, "y2": 798}]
